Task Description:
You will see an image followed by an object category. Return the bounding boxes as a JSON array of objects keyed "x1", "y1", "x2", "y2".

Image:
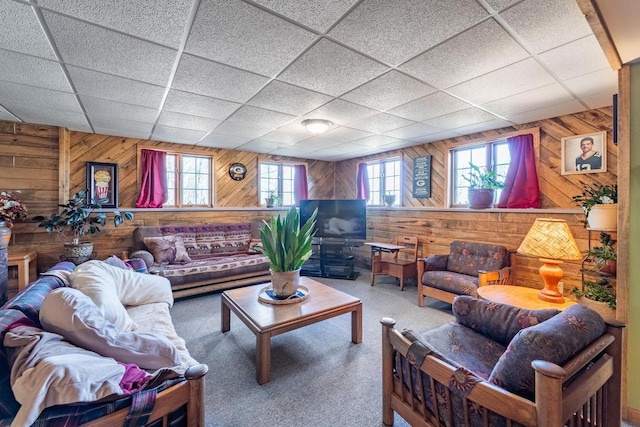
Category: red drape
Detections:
[
  {"x1": 294, "y1": 164, "x2": 308, "y2": 206},
  {"x1": 135, "y1": 149, "x2": 168, "y2": 208},
  {"x1": 356, "y1": 163, "x2": 369, "y2": 201},
  {"x1": 497, "y1": 134, "x2": 540, "y2": 208}
]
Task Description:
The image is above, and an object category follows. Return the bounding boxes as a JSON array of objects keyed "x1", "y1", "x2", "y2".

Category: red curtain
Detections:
[
  {"x1": 356, "y1": 163, "x2": 369, "y2": 201},
  {"x1": 294, "y1": 164, "x2": 308, "y2": 206},
  {"x1": 135, "y1": 149, "x2": 168, "y2": 208},
  {"x1": 497, "y1": 134, "x2": 540, "y2": 208}
]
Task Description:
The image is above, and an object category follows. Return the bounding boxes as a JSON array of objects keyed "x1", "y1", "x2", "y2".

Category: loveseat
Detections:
[
  {"x1": 382, "y1": 295, "x2": 623, "y2": 426},
  {"x1": 417, "y1": 240, "x2": 515, "y2": 306},
  {"x1": 132, "y1": 223, "x2": 271, "y2": 298},
  {"x1": 0, "y1": 260, "x2": 208, "y2": 426}
]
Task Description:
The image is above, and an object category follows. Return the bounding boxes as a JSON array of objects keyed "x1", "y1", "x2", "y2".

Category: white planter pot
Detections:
[
  {"x1": 579, "y1": 296, "x2": 616, "y2": 322},
  {"x1": 270, "y1": 269, "x2": 300, "y2": 298},
  {"x1": 587, "y1": 204, "x2": 617, "y2": 230}
]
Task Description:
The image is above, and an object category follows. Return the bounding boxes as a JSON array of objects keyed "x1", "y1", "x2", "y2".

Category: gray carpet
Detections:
[{"x1": 170, "y1": 271, "x2": 453, "y2": 427}]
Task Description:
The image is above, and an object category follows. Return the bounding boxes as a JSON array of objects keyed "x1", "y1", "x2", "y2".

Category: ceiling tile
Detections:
[
  {"x1": 38, "y1": 0, "x2": 193, "y2": 48},
  {"x1": 416, "y1": 130, "x2": 462, "y2": 143},
  {"x1": 0, "y1": 81, "x2": 81, "y2": 113},
  {"x1": 93, "y1": 127, "x2": 149, "y2": 139},
  {"x1": 485, "y1": 0, "x2": 520, "y2": 12},
  {"x1": 8, "y1": 104, "x2": 89, "y2": 130},
  {"x1": 563, "y1": 68, "x2": 618, "y2": 99},
  {"x1": 80, "y1": 96, "x2": 158, "y2": 123},
  {"x1": 384, "y1": 123, "x2": 441, "y2": 140},
  {"x1": 581, "y1": 92, "x2": 615, "y2": 110},
  {"x1": 399, "y1": 19, "x2": 529, "y2": 89},
  {"x1": 328, "y1": 0, "x2": 488, "y2": 66},
  {"x1": 322, "y1": 127, "x2": 373, "y2": 142},
  {"x1": 157, "y1": 111, "x2": 222, "y2": 131},
  {"x1": 186, "y1": 0, "x2": 316, "y2": 77},
  {"x1": 508, "y1": 99, "x2": 585, "y2": 124},
  {"x1": 43, "y1": 11, "x2": 177, "y2": 85},
  {"x1": 67, "y1": 66, "x2": 165, "y2": 108},
  {"x1": 341, "y1": 70, "x2": 436, "y2": 111},
  {"x1": 348, "y1": 113, "x2": 414, "y2": 134},
  {"x1": 539, "y1": 36, "x2": 610, "y2": 80},
  {"x1": 163, "y1": 89, "x2": 241, "y2": 120},
  {"x1": 277, "y1": 39, "x2": 389, "y2": 97},
  {"x1": 304, "y1": 98, "x2": 378, "y2": 126},
  {"x1": 248, "y1": 80, "x2": 332, "y2": 116},
  {"x1": 198, "y1": 133, "x2": 252, "y2": 149},
  {"x1": 253, "y1": 0, "x2": 359, "y2": 32},
  {"x1": 423, "y1": 107, "x2": 501, "y2": 129},
  {"x1": 447, "y1": 58, "x2": 556, "y2": 105},
  {"x1": 452, "y1": 118, "x2": 514, "y2": 135},
  {"x1": 237, "y1": 139, "x2": 289, "y2": 153},
  {"x1": 226, "y1": 105, "x2": 296, "y2": 128},
  {"x1": 0, "y1": 49, "x2": 71, "y2": 92},
  {"x1": 0, "y1": 106, "x2": 17, "y2": 121},
  {"x1": 90, "y1": 116, "x2": 153, "y2": 135},
  {"x1": 151, "y1": 125, "x2": 207, "y2": 144},
  {"x1": 481, "y1": 83, "x2": 575, "y2": 119},
  {"x1": 387, "y1": 91, "x2": 472, "y2": 122},
  {"x1": 258, "y1": 121, "x2": 313, "y2": 144},
  {"x1": 0, "y1": 2, "x2": 56, "y2": 59},
  {"x1": 172, "y1": 54, "x2": 269, "y2": 103},
  {"x1": 500, "y1": 0, "x2": 592, "y2": 54},
  {"x1": 351, "y1": 134, "x2": 402, "y2": 147}
]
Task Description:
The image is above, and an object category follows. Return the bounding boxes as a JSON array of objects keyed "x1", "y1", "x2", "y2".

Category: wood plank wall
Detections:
[{"x1": 0, "y1": 106, "x2": 618, "y2": 313}]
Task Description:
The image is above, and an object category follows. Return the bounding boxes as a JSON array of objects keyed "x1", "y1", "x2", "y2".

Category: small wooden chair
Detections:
[{"x1": 371, "y1": 235, "x2": 418, "y2": 290}]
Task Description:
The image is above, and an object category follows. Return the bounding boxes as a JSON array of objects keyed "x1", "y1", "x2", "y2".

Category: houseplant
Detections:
[
  {"x1": 463, "y1": 163, "x2": 505, "y2": 209},
  {"x1": 586, "y1": 232, "x2": 617, "y2": 275},
  {"x1": 257, "y1": 205, "x2": 317, "y2": 298},
  {"x1": 383, "y1": 192, "x2": 396, "y2": 207},
  {"x1": 34, "y1": 189, "x2": 134, "y2": 264},
  {"x1": 0, "y1": 190, "x2": 28, "y2": 246},
  {"x1": 572, "y1": 278, "x2": 616, "y2": 321},
  {"x1": 265, "y1": 191, "x2": 281, "y2": 208},
  {"x1": 572, "y1": 183, "x2": 617, "y2": 229}
]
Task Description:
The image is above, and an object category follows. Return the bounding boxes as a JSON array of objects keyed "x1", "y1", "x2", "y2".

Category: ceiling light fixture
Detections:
[{"x1": 302, "y1": 119, "x2": 333, "y2": 134}]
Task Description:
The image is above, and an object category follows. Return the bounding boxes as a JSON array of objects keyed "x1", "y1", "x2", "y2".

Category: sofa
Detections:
[
  {"x1": 0, "y1": 260, "x2": 208, "y2": 426},
  {"x1": 382, "y1": 295, "x2": 623, "y2": 427},
  {"x1": 132, "y1": 223, "x2": 271, "y2": 298},
  {"x1": 417, "y1": 240, "x2": 515, "y2": 306}
]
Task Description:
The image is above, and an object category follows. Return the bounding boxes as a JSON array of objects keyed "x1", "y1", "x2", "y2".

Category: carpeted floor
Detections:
[{"x1": 170, "y1": 271, "x2": 453, "y2": 427}]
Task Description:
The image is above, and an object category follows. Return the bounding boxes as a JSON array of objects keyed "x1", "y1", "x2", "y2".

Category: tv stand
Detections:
[{"x1": 301, "y1": 238, "x2": 361, "y2": 280}]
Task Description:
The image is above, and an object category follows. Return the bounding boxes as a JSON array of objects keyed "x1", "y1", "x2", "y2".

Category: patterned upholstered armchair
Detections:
[{"x1": 417, "y1": 240, "x2": 515, "y2": 306}]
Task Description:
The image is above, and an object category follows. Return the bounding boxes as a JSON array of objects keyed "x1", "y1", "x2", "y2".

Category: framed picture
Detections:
[
  {"x1": 86, "y1": 162, "x2": 118, "y2": 208},
  {"x1": 561, "y1": 131, "x2": 607, "y2": 175}
]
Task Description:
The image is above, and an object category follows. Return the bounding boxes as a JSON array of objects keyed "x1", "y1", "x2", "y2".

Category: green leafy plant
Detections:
[
  {"x1": 462, "y1": 163, "x2": 505, "y2": 190},
  {"x1": 257, "y1": 206, "x2": 317, "y2": 272},
  {"x1": 34, "y1": 189, "x2": 134, "y2": 244},
  {"x1": 572, "y1": 183, "x2": 617, "y2": 226},
  {"x1": 265, "y1": 191, "x2": 282, "y2": 207},
  {"x1": 572, "y1": 278, "x2": 616, "y2": 310},
  {"x1": 586, "y1": 232, "x2": 617, "y2": 271}
]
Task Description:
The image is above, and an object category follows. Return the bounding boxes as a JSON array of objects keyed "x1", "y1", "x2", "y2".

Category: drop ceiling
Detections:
[{"x1": 0, "y1": 0, "x2": 621, "y2": 161}]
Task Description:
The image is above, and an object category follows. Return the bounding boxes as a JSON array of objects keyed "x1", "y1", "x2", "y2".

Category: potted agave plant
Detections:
[
  {"x1": 34, "y1": 189, "x2": 134, "y2": 264},
  {"x1": 463, "y1": 163, "x2": 505, "y2": 209},
  {"x1": 257, "y1": 206, "x2": 317, "y2": 298}
]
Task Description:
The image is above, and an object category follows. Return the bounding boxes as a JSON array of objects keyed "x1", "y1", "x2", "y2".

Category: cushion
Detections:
[
  {"x1": 143, "y1": 235, "x2": 192, "y2": 264},
  {"x1": 452, "y1": 295, "x2": 560, "y2": 346},
  {"x1": 39, "y1": 288, "x2": 180, "y2": 370},
  {"x1": 130, "y1": 249, "x2": 155, "y2": 268},
  {"x1": 488, "y1": 303, "x2": 606, "y2": 400},
  {"x1": 247, "y1": 238, "x2": 263, "y2": 254},
  {"x1": 447, "y1": 241, "x2": 509, "y2": 277},
  {"x1": 126, "y1": 257, "x2": 149, "y2": 274},
  {"x1": 103, "y1": 255, "x2": 130, "y2": 270},
  {"x1": 71, "y1": 261, "x2": 137, "y2": 332}
]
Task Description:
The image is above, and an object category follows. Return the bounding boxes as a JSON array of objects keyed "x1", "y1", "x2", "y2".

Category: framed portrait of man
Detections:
[{"x1": 560, "y1": 131, "x2": 607, "y2": 175}]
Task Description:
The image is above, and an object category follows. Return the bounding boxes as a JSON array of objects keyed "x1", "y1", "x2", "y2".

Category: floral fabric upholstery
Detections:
[
  {"x1": 423, "y1": 271, "x2": 480, "y2": 297},
  {"x1": 489, "y1": 303, "x2": 606, "y2": 400}
]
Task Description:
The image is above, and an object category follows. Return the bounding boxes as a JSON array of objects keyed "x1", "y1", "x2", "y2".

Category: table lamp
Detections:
[{"x1": 517, "y1": 218, "x2": 583, "y2": 303}]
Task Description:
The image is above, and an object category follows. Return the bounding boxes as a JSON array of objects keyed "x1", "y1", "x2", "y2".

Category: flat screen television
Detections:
[{"x1": 300, "y1": 199, "x2": 366, "y2": 240}]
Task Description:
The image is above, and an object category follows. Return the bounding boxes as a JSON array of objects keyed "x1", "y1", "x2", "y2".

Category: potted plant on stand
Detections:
[
  {"x1": 586, "y1": 232, "x2": 617, "y2": 275},
  {"x1": 257, "y1": 206, "x2": 317, "y2": 298},
  {"x1": 572, "y1": 183, "x2": 617, "y2": 229},
  {"x1": 572, "y1": 278, "x2": 616, "y2": 321},
  {"x1": 463, "y1": 163, "x2": 505, "y2": 209},
  {"x1": 34, "y1": 189, "x2": 134, "y2": 265}
]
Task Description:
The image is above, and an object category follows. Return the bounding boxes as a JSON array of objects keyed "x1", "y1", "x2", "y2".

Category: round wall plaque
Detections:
[{"x1": 229, "y1": 163, "x2": 247, "y2": 181}]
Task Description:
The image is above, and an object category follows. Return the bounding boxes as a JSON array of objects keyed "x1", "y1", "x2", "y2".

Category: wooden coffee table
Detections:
[
  {"x1": 221, "y1": 276, "x2": 363, "y2": 384},
  {"x1": 477, "y1": 285, "x2": 576, "y2": 311}
]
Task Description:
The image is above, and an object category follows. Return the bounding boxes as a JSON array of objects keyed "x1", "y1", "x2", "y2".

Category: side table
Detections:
[
  {"x1": 8, "y1": 250, "x2": 37, "y2": 291},
  {"x1": 477, "y1": 285, "x2": 576, "y2": 311}
]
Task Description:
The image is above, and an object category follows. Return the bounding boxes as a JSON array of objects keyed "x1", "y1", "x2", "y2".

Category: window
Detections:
[
  {"x1": 450, "y1": 140, "x2": 510, "y2": 207},
  {"x1": 366, "y1": 158, "x2": 401, "y2": 206},
  {"x1": 259, "y1": 162, "x2": 296, "y2": 206},
  {"x1": 165, "y1": 153, "x2": 213, "y2": 207}
]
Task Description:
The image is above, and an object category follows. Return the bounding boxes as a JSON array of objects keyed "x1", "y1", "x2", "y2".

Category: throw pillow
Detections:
[
  {"x1": 130, "y1": 250, "x2": 154, "y2": 268},
  {"x1": 488, "y1": 303, "x2": 606, "y2": 400},
  {"x1": 40, "y1": 288, "x2": 180, "y2": 370},
  {"x1": 143, "y1": 235, "x2": 192, "y2": 264}
]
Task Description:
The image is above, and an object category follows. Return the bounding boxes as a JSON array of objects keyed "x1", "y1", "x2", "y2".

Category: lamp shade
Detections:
[
  {"x1": 302, "y1": 119, "x2": 333, "y2": 134},
  {"x1": 517, "y1": 218, "x2": 582, "y2": 261}
]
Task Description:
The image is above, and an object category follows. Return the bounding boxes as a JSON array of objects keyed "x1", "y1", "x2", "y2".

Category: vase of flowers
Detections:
[
  {"x1": 572, "y1": 183, "x2": 617, "y2": 229},
  {"x1": 0, "y1": 190, "x2": 28, "y2": 246}
]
